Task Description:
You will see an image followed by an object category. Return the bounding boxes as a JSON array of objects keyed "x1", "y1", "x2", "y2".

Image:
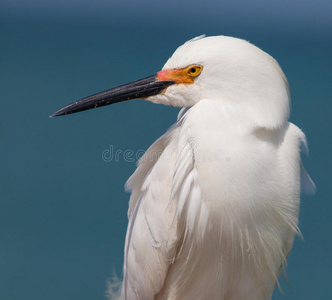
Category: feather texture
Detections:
[{"x1": 110, "y1": 99, "x2": 312, "y2": 300}]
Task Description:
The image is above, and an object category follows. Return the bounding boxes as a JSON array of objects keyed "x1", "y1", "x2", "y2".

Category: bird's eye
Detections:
[{"x1": 186, "y1": 65, "x2": 203, "y2": 77}]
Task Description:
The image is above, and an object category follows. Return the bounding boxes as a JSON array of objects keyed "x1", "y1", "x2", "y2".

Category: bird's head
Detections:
[{"x1": 51, "y1": 35, "x2": 290, "y2": 129}]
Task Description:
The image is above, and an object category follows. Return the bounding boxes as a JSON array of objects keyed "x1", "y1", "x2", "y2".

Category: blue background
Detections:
[{"x1": 1, "y1": 1, "x2": 331, "y2": 299}]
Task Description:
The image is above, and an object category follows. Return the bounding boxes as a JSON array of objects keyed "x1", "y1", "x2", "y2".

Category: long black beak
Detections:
[{"x1": 50, "y1": 74, "x2": 175, "y2": 117}]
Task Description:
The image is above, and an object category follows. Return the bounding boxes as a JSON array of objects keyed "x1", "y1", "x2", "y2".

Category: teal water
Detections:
[{"x1": 0, "y1": 12, "x2": 331, "y2": 300}]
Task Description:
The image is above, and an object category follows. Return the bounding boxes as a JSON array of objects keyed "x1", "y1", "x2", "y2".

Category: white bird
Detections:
[{"x1": 51, "y1": 35, "x2": 315, "y2": 300}]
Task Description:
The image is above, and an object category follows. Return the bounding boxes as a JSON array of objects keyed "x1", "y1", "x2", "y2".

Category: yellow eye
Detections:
[{"x1": 186, "y1": 65, "x2": 203, "y2": 77}]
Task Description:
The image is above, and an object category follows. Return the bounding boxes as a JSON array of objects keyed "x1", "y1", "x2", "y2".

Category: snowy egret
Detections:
[{"x1": 51, "y1": 35, "x2": 315, "y2": 300}]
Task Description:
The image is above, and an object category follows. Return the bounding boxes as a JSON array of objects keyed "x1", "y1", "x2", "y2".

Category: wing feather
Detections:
[
  {"x1": 120, "y1": 112, "x2": 196, "y2": 299},
  {"x1": 120, "y1": 109, "x2": 209, "y2": 299}
]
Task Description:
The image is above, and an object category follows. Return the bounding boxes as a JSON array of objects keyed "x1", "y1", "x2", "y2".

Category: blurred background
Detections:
[{"x1": 0, "y1": 1, "x2": 331, "y2": 299}]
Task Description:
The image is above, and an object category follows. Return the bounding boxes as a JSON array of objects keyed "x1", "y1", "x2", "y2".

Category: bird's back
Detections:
[{"x1": 112, "y1": 99, "x2": 313, "y2": 300}]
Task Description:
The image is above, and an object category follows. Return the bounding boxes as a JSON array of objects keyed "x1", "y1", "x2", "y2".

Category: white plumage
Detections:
[{"x1": 81, "y1": 35, "x2": 315, "y2": 300}]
